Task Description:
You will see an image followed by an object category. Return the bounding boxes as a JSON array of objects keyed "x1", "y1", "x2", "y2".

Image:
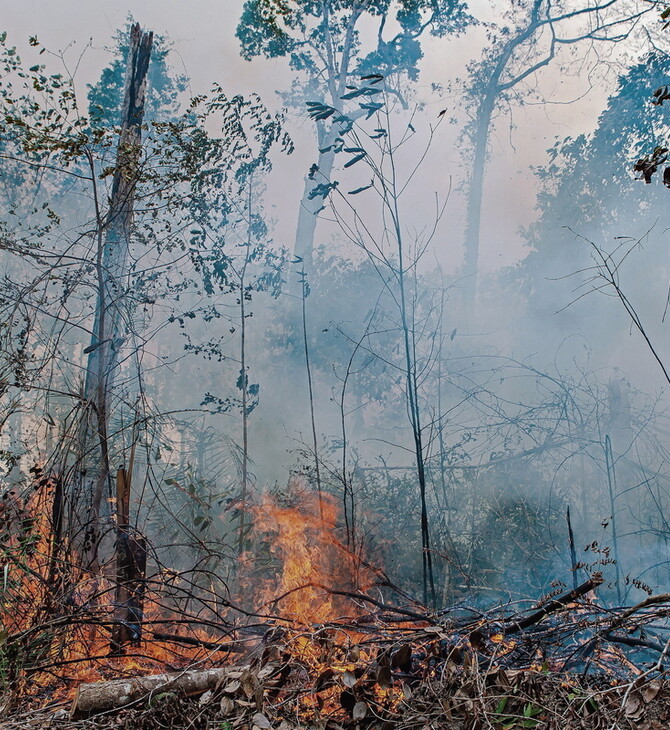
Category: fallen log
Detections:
[{"x1": 71, "y1": 666, "x2": 232, "y2": 718}]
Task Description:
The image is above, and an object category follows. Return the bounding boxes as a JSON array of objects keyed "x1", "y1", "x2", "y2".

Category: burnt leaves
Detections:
[
  {"x1": 635, "y1": 82, "x2": 670, "y2": 186},
  {"x1": 652, "y1": 85, "x2": 670, "y2": 106}
]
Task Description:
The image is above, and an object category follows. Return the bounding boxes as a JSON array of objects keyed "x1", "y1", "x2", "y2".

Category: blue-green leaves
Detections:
[
  {"x1": 308, "y1": 180, "x2": 339, "y2": 200},
  {"x1": 340, "y1": 86, "x2": 382, "y2": 101},
  {"x1": 348, "y1": 182, "x2": 373, "y2": 195},
  {"x1": 306, "y1": 101, "x2": 336, "y2": 121},
  {"x1": 344, "y1": 152, "x2": 366, "y2": 169},
  {"x1": 360, "y1": 102, "x2": 383, "y2": 119}
]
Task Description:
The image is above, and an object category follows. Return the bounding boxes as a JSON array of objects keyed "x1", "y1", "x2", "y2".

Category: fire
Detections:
[
  {"x1": 0, "y1": 478, "x2": 234, "y2": 702},
  {"x1": 4, "y1": 476, "x2": 649, "y2": 727},
  {"x1": 238, "y1": 486, "x2": 407, "y2": 720},
  {"x1": 0, "y1": 474, "x2": 380, "y2": 708},
  {"x1": 248, "y1": 489, "x2": 365, "y2": 625}
]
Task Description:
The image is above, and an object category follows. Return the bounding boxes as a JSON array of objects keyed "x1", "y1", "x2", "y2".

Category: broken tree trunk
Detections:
[
  {"x1": 79, "y1": 23, "x2": 153, "y2": 563},
  {"x1": 71, "y1": 667, "x2": 232, "y2": 718},
  {"x1": 111, "y1": 468, "x2": 147, "y2": 653}
]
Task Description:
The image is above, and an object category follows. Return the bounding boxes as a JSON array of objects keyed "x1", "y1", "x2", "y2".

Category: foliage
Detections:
[
  {"x1": 4, "y1": 7, "x2": 670, "y2": 672},
  {"x1": 237, "y1": 0, "x2": 470, "y2": 77},
  {"x1": 0, "y1": 26, "x2": 296, "y2": 570},
  {"x1": 502, "y1": 50, "x2": 670, "y2": 377}
]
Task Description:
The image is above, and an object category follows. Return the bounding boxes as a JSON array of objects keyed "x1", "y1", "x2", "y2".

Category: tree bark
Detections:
[
  {"x1": 292, "y1": 129, "x2": 337, "y2": 286},
  {"x1": 79, "y1": 24, "x2": 153, "y2": 556},
  {"x1": 462, "y1": 92, "x2": 495, "y2": 315},
  {"x1": 111, "y1": 468, "x2": 147, "y2": 654},
  {"x1": 501, "y1": 574, "x2": 604, "y2": 635},
  {"x1": 71, "y1": 667, "x2": 232, "y2": 717}
]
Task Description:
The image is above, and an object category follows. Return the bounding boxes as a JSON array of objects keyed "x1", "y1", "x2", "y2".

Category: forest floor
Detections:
[
  {"x1": 1, "y1": 668, "x2": 670, "y2": 729},
  {"x1": 2, "y1": 578, "x2": 670, "y2": 729}
]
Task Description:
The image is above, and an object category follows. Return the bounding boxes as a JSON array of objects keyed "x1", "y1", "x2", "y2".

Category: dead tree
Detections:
[
  {"x1": 79, "y1": 24, "x2": 153, "y2": 563},
  {"x1": 110, "y1": 468, "x2": 147, "y2": 654}
]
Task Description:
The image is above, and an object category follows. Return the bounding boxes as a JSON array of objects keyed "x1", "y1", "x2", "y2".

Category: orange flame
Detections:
[
  {"x1": 248, "y1": 489, "x2": 363, "y2": 625},
  {"x1": 0, "y1": 481, "x2": 231, "y2": 701},
  {"x1": 2, "y1": 477, "x2": 391, "y2": 717}
]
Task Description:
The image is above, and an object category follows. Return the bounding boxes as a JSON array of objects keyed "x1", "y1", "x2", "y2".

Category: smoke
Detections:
[{"x1": 1, "y1": 2, "x2": 669, "y2": 614}]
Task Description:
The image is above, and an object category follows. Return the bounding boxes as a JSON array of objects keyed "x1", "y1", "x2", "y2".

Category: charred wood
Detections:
[{"x1": 501, "y1": 574, "x2": 604, "y2": 636}]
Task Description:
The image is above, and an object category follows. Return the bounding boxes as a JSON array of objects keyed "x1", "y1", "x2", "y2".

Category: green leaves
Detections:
[
  {"x1": 360, "y1": 102, "x2": 383, "y2": 119},
  {"x1": 236, "y1": 0, "x2": 296, "y2": 61},
  {"x1": 307, "y1": 180, "x2": 338, "y2": 200},
  {"x1": 494, "y1": 698, "x2": 543, "y2": 729},
  {"x1": 348, "y1": 182, "x2": 373, "y2": 195},
  {"x1": 340, "y1": 86, "x2": 382, "y2": 101},
  {"x1": 344, "y1": 152, "x2": 366, "y2": 168},
  {"x1": 306, "y1": 101, "x2": 336, "y2": 121},
  {"x1": 652, "y1": 85, "x2": 670, "y2": 106}
]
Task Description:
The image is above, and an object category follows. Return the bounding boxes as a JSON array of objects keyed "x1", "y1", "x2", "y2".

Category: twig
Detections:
[
  {"x1": 266, "y1": 582, "x2": 432, "y2": 622},
  {"x1": 607, "y1": 637, "x2": 670, "y2": 730}
]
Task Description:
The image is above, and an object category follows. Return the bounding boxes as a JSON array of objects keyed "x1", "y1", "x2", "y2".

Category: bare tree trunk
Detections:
[
  {"x1": 80, "y1": 24, "x2": 153, "y2": 560},
  {"x1": 238, "y1": 289, "x2": 250, "y2": 554},
  {"x1": 461, "y1": 0, "x2": 545, "y2": 315},
  {"x1": 604, "y1": 434, "x2": 623, "y2": 603},
  {"x1": 462, "y1": 93, "x2": 495, "y2": 315},
  {"x1": 290, "y1": 1, "x2": 364, "y2": 284},
  {"x1": 111, "y1": 468, "x2": 147, "y2": 654},
  {"x1": 292, "y1": 130, "x2": 337, "y2": 283}
]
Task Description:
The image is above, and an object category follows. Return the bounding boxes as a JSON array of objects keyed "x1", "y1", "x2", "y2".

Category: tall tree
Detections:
[
  {"x1": 236, "y1": 0, "x2": 470, "y2": 278},
  {"x1": 461, "y1": 0, "x2": 650, "y2": 313},
  {"x1": 515, "y1": 51, "x2": 670, "y2": 364},
  {"x1": 0, "y1": 28, "x2": 260, "y2": 567}
]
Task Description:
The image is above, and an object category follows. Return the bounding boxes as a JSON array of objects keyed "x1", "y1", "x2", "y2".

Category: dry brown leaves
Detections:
[{"x1": 3, "y1": 646, "x2": 670, "y2": 730}]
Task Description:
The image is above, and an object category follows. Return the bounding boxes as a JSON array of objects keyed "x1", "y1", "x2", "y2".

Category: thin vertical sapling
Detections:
[{"x1": 305, "y1": 79, "x2": 449, "y2": 604}]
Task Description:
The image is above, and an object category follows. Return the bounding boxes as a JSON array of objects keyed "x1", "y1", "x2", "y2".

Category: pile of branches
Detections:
[{"x1": 5, "y1": 575, "x2": 670, "y2": 729}]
